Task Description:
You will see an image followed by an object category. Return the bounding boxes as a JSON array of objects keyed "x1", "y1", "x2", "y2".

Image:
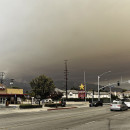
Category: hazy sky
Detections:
[{"x1": 0, "y1": 0, "x2": 130, "y2": 83}]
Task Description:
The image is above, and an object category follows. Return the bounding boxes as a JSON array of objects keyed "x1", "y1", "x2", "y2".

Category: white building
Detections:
[
  {"x1": 113, "y1": 91, "x2": 130, "y2": 99},
  {"x1": 62, "y1": 90, "x2": 78, "y2": 98},
  {"x1": 123, "y1": 91, "x2": 130, "y2": 97},
  {"x1": 55, "y1": 88, "x2": 110, "y2": 99},
  {"x1": 87, "y1": 91, "x2": 110, "y2": 98}
]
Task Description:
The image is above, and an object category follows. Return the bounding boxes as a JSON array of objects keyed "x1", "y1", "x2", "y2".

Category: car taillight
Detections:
[
  {"x1": 117, "y1": 105, "x2": 121, "y2": 107},
  {"x1": 110, "y1": 105, "x2": 112, "y2": 106}
]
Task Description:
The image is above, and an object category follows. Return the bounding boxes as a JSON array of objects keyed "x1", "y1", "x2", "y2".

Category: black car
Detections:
[
  {"x1": 61, "y1": 99, "x2": 66, "y2": 107},
  {"x1": 89, "y1": 101, "x2": 103, "y2": 107}
]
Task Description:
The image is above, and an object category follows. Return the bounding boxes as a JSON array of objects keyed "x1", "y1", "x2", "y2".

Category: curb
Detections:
[{"x1": 47, "y1": 107, "x2": 77, "y2": 111}]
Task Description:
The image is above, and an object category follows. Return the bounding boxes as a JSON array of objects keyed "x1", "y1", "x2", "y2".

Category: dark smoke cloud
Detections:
[{"x1": 0, "y1": 0, "x2": 130, "y2": 83}]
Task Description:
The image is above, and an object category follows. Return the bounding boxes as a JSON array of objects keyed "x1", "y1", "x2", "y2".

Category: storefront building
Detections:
[{"x1": 0, "y1": 84, "x2": 24, "y2": 104}]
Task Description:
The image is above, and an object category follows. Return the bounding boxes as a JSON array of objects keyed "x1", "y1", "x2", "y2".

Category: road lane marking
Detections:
[
  {"x1": 0, "y1": 111, "x2": 119, "y2": 129},
  {"x1": 0, "y1": 107, "x2": 127, "y2": 130},
  {"x1": 85, "y1": 121, "x2": 95, "y2": 125}
]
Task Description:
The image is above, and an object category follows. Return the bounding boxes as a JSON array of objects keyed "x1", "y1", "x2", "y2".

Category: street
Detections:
[{"x1": 0, "y1": 106, "x2": 130, "y2": 130}]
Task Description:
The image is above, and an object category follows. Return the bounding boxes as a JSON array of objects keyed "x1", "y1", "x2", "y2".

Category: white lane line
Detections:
[
  {"x1": 113, "y1": 113, "x2": 121, "y2": 117},
  {"x1": 85, "y1": 121, "x2": 96, "y2": 125}
]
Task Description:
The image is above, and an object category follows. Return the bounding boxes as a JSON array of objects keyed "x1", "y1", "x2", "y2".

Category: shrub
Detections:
[
  {"x1": 20, "y1": 104, "x2": 42, "y2": 109},
  {"x1": 44, "y1": 103, "x2": 62, "y2": 107}
]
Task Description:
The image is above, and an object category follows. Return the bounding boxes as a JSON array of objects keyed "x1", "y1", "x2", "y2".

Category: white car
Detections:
[
  {"x1": 42, "y1": 98, "x2": 53, "y2": 103},
  {"x1": 110, "y1": 100, "x2": 128, "y2": 111},
  {"x1": 124, "y1": 99, "x2": 130, "y2": 108}
]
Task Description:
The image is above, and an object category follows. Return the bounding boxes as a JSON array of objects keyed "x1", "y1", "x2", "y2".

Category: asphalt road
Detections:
[{"x1": 0, "y1": 106, "x2": 130, "y2": 130}]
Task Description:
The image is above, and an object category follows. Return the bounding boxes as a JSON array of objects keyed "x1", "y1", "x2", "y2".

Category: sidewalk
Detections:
[{"x1": 0, "y1": 103, "x2": 89, "y2": 115}]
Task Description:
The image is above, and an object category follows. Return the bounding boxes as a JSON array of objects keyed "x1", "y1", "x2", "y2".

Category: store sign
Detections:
[
  {"x1": 78, "y1": 91, "x2": 85, "y2": 99},
  {"x1": 79, "y1": 84, "x2": 85, "y2": 90}
]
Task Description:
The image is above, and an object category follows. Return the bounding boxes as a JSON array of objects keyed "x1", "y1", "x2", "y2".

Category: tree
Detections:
[
  {"x1": 51, "y1": 91, "x2": 63, "y2": 108},
  {"x1": 111, "y1": 94, "x2": 118, "y2": 100},
  {"x1": 30, "y1": 75, "x2": 55, "y2": 99},
  {"x1": 51, "y1": 91, "x2": 63, "y2": 101},
  {"x1": 70, "y1": 86, "x2": 79, "y2": 90}
]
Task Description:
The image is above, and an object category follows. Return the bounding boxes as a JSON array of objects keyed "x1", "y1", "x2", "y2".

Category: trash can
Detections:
[{"x1": 6, "y1": 101, "x2": 9, "y2": 106}]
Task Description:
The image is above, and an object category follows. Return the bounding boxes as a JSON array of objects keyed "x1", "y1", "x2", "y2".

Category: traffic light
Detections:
[{"x1": 117, "y1": 81, "x2": 120, "y2": 86}]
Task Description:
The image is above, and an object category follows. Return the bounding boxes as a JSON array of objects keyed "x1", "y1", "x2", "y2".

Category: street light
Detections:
[{"x1": 98, "y1": 71, "x2": 111, "y2": 101}]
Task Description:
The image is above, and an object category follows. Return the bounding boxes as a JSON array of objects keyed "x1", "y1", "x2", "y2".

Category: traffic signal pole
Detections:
[{"x1": 84, "y1": 72, "x2": 86, "y2": 102}]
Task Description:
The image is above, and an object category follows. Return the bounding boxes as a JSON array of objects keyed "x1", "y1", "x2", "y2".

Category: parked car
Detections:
[
  {"x1": 35, "y1": 98, "x2": 54, "y2": 104},
  {"x1": 89, "y1": 101, "x2": 103, "y2": 107},
  {"x1": 35, "y1": 99, "x2": 40, "y2": 104},
  {"x1": 110, "y1": 100, "x2": 128, "y2": 111},
  {"x1": 42, "y1": 98, "x2": 54, "y2": 103}
]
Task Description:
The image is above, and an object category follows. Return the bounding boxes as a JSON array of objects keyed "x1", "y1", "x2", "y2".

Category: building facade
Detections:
[
  {"x1": 0, "y1": 84, "x2": 24, "y2": 104},
  {"x1": 62, "y1": 89, "x2": 110, "y2": 99}
]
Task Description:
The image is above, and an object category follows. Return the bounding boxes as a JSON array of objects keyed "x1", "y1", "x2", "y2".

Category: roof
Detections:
[
  {"x1": 87, "y1": 91, "x2": 109, "y2": 95},
  {"x1": 67, "y1": 90, "x2": 79, "y2": 94},
  {"x1": 123, "y1": 91, "x2": 130, "y2": 94},
  {"x1": 55, "y1": 88, "x2": 64, "y2": 93}
]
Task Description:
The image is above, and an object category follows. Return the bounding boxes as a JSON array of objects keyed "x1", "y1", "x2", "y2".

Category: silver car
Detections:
[{"x1": 110, "y1": 101, "x2": 128, "y2": 111}]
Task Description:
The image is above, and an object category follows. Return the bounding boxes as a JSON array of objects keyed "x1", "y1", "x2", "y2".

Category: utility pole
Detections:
[
  {"x1": 121, "y1": 76, "x2": 123, "y2": 83},
  {"x1": 109, "y1": 83, "x2": 112, "y2": 103},
  {"x1": 10, "y1": 79, "x2": 14, "y2": 87},
  {"x1": 64, "y1": 60, "x2": 69, "y2": 101},
  {"x1": 84, "y1": 72, "x2": 86, "y2": 102},
  {"x1": 0, "y1": 72, "x2": 5, "y2": 84}
]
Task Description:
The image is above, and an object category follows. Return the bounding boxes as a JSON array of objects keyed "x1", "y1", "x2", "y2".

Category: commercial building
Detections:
[{"x1": 0, "y1": 84, "x2": 24, "y2": 104}]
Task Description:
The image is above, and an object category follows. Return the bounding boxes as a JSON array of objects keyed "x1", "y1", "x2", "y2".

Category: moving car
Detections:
[
  {"x1": 123, "y1": 99, "x2": 130, "y2": 108},
  {"x1": 89, "y1": 101, "x2": 103, "y2": 107},
  {"x1": 110, "y1": 100, "x2": 128, "y2": 111}
]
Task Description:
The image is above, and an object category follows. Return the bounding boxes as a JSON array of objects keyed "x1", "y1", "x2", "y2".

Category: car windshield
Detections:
[
  {"x1": 124, "y1": 99, "x2": 130, "y2": 102},
  {"x1": 112, "y1": 101, "x2": 122, "y2": 104},
  {"x1": 93, "y1": 101, "x2": 98, "y2": 103}
]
